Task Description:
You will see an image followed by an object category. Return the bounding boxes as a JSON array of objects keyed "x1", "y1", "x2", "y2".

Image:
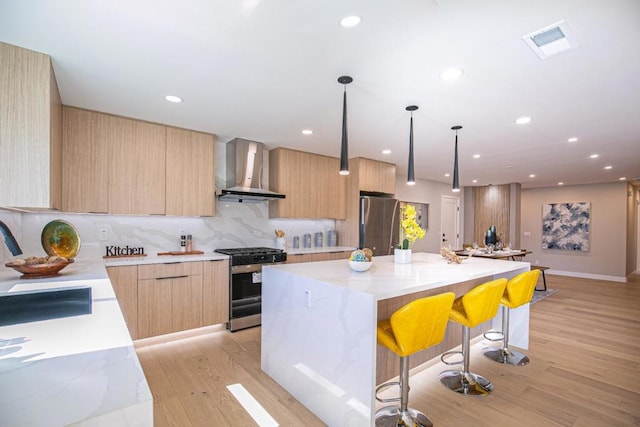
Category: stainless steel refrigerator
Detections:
[{"x1": 359, "y1": 196, "x2": 400, "y2": 256}]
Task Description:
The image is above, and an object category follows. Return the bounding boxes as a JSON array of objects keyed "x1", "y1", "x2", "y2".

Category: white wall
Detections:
[
  {"x1": 394, "y1": 176, "x2": 464, "y2": 253},
  {"x1": 521, "y1": 182, "x2": 628, "y2": 281}
]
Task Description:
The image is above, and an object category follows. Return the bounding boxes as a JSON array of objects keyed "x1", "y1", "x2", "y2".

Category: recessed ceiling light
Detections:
[
  {"x1": 515, "y1": 116, "x2": 532, "y2": 125},
  {"x1": 165, "y1": 95, "x2": 183, "y2": 103},
  {"x1": 567, "y1": 137, "x2": 578, "y2": 142},
  {"x1": 444, "y1": 173, "x2": 450, "y2": 177},
  {"x1": 473, "y1": 154, "x2": 480, "y2": 159},
  {"x1": 340, "y1": 15, "x2": 361, "y2": 27},
  {"x1": 589, "y1": 154, "x2": 599, "y2": 159},
  {"x1": 529, "y1": 174, "x2": 535, "y2": 178},
  {"x1": 439, "y1": 68, "x2": 464, "y2": 80},
  {"x1": 382, "y1": 149, "x2": 391, "y2": 154},
  {"x1": 472, "y1": 179, "x2": 478, "y2": 183},
  {"x1": 619, "y1": 177, "x2": 626, "y2": 181},
  {"x1": 302, "y1": 129, "x2": 313, "y2": 135},
  {"x1": 558, "y1": 182, "x2": 564, "y2": 186},
  {"x1": 604, "y1": 165, "x2": 612, "y2": 170}
]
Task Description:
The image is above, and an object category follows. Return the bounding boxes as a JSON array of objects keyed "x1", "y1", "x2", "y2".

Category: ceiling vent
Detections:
[{"x1": 523, "y1": 20, "x2": 580, "y2": 60}]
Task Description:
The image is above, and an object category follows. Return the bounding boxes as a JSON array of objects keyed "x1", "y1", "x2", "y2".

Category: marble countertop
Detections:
[
  {"x1": 264, "y1": 251, "x2": 531, "y2": 300},
  {"x1": 0, "y1": 260, "x2": 153, "y2": 426}
]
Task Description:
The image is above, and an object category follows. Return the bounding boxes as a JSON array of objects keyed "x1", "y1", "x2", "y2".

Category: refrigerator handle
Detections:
[{"x1": 359, "y1": 197, "x2": 366, "y2": 249}]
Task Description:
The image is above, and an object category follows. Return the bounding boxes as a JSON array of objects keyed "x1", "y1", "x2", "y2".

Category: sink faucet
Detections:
[{"x1": 0, "y1": 220, "x2": 23, "y2": 256}]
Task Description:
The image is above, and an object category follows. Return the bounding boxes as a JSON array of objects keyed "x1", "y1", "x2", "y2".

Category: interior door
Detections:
[{"x1": 441, "y1": 196, "x2": 460, "y2": 249}]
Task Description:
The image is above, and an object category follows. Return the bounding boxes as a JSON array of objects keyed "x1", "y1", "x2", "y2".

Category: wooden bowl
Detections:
[{"x1": 5, "y1": 259, "x2": 74, "y2": 279}]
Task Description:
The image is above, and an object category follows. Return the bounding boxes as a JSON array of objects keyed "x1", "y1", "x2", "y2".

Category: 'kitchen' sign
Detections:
[{"x1": 105, "y1": 245, "x2": 145, "y2": 257}]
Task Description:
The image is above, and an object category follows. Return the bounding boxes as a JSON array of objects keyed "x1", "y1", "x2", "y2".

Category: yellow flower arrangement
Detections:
[{"x1": 400, "y1": 205, "x2": 426, "y2": 249}]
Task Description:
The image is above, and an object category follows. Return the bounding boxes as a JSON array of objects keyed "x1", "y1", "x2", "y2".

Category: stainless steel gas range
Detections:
[{"x1": 214, "y1": 247, "x2": 287, "y2": 332}]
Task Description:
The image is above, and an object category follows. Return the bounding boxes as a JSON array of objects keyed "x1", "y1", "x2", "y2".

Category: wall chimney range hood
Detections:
[{"x1": 217, "y1": 138, "x2": 285, "y2": 203}]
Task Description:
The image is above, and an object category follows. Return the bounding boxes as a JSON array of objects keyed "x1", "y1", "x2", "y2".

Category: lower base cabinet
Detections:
[
  {"x1": 137, "y1": 262, "x2": 203, "y2": 339},
  {"x1": 108, "y1": 259, "x2": 229, "y2": 341},
  {"x1": 203, "y1": 259, "x2": 229, "y2": 326}
]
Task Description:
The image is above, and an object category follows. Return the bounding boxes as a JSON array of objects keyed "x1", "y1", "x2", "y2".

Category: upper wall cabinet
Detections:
[
  {"x1": 357, "y1": 157, "x2": 396, "y2": 194},
  {"x1": 62, "y1": 107, "x2": 216, "y2": 216},
  {"x1": 269, "y1": 148, "x2": 346, "y2": 219},
  {"x1": 166, "y1": 127, "x2": 215, "y2": 217},
  {"x1": 0, "y1": 42, "x2": 62, "y2": 209},
  {"x1": 63, "y1": 107, "x2": 166, "y2": 214}
]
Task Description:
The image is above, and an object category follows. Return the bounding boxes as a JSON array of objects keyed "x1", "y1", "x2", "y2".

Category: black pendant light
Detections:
[
  {"x1": 338, "y1": 75, "x2": 353, "y2": 175},
  {"x1": 451, "y1": 125, "x2": 462, "y2": 192},
  {"x1": 406, "y1": 105, "x2": 418, "y2": 185}
]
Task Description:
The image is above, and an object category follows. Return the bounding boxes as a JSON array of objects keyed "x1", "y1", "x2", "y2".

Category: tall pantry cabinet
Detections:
[{"x1": 0, "y1": 42, "x2": 62, "y2": 209}]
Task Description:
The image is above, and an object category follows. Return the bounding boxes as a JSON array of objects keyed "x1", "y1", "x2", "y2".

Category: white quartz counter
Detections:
[
  {"x1": 0, "y1": 260, "x2": 153, "y2": 426},
  {"x1": 285, "y1": 246, "x2": 355, "y2": 256},
  {"x1": 265, "y1": 251, "x2": 530, "y2": 300}
]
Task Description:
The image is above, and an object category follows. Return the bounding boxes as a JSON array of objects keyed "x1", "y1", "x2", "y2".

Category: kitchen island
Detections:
[
  {"x1": 0, "y1": 260, "x2": 153, "y2": 426},
  {"x1": 261, "y1": 252, "x2": 530, "y2": 426}
]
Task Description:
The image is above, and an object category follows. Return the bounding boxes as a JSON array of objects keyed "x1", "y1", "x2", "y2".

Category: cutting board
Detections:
[{"x1": 157, "y1": 251, "x2": 205, "y2": 256}]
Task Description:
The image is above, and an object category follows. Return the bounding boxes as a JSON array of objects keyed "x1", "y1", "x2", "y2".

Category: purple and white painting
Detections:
[{"x1": 541, "y1": 202, "x2": 590, "y2": 251}]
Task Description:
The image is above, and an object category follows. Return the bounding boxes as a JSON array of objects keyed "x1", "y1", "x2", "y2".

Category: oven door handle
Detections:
[{"x1": 231, "y1": 264, "x2": 262, "y2": 274}]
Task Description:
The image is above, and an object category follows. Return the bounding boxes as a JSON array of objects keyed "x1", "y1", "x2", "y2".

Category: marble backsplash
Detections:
[{"x1": 0, "y1": 202, "x2": 335, "y2": 263}]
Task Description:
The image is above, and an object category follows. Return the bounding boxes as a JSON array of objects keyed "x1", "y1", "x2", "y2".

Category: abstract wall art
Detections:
[{"x1": 541, "y1": 202, "x2": 590, "y2": 251}]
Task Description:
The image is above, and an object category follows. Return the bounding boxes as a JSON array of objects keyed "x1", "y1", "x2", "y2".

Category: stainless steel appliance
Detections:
[
  {"x1": 360, "y1": 195, "x2": 400, "y2": 257},
  {"x1": 215, "y1": 247, "x2": 286, "y2": 331}
]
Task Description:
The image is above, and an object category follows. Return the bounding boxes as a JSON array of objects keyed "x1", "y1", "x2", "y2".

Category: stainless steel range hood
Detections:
[{"x1": 217, "y1": 138, "x2": 285, "y2": 203}]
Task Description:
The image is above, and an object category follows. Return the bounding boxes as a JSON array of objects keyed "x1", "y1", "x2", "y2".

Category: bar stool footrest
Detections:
[
  {"x1": 483, "y1": 329, "x2": 504, "y2": 342},
  {"x1": 440, "y1": 350, "x2": 463, "y2": 366},
  {"x1": 375, "y1": 381, "x2": 401, "y2": 403}
]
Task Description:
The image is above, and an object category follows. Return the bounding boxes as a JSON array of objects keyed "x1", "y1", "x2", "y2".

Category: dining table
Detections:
[{"x1": 455, "y1": 248, "x2": 532, "y2": 261}]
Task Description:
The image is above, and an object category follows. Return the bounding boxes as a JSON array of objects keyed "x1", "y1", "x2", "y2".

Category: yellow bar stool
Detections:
[
  {"x1": 375, "y1": 292, "x2": 455, "y2": 427},
  {"x1": 438, "y1": 278, "x2": 507, "y2": 396},
  {"x1": 482, "y1": 269, "x2": 541, "y2": 365}
]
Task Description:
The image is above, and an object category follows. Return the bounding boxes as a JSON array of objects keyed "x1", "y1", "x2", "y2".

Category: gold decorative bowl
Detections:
[
  {"x1": 41, "y1": 220, "x2": 80, "y2": 259},
  {"x1": 5, "y1": 259, "x2": 75, "y2": 279}
]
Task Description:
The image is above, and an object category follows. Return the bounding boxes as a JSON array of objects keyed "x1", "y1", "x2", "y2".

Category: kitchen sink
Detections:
[{"x1": 0, "y1": 286, "x2": 92, "y2": 326}]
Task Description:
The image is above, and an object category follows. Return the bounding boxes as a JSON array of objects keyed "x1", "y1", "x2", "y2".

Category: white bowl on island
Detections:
[{"x1": 348, "y1": 261, "x2": 372, "y2": 272}]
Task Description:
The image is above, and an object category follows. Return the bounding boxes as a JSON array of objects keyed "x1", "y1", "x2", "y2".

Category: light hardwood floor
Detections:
[{"x1": 135, "y1": 274, "x2": 640, "y2": 426}]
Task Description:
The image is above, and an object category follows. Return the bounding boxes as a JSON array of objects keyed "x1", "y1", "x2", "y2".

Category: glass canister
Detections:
[
  {"x1": 292, "y1": 235, "x2": 300, "y2": 248},
  {"x1": 327, "y1": 230, "x2": 337, "y2": 247},
  {"x1": 314, "y1": 232, "x2": 323, "y2": 247},
  {"x1": 303, "y1": 233, "x2": 312, "y2": 248}
]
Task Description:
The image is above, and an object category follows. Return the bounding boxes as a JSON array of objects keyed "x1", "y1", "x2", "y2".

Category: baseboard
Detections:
[{"x1": 547, "y1": 269, "x2": 627, "y2": 283}]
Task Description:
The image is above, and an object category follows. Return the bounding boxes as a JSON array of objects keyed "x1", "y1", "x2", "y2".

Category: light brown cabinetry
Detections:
[
  {"x1": 286, "y1": 251, "x2": 352, "y2": 264},
  {"x1": 202, "y1": 259, "x2": 229, "y2": 326},
  {"x1": 106, "y1": 265, "x2": 139, "y2": 339},
  {"x1": 62, "y1": 107, "x2": 166, "y2": 214},
  {"x1": 0, "y1": 42, "x2": 61, "y2": 209},
  {"x1": 357, "y1": 157, "x2": 396, "y2": 194},
  {"x1": 269, "y1": 148, "x2": 346, "y2": 219},
  {"x1": 137, "y1": 262, "x2": 203, "y2": 339},
  {"x1": 62, "y1": 108, "x2": 109, "y2": 212},
  {"x1": 62, "y1": 107, "x2": 216, "y2": 215},
  {"x1": 108, "y1": 117, "x2": 166, "y2": 215},
  {"x1": 166, "y1": 127, "x2": 216, "y2": 216}
]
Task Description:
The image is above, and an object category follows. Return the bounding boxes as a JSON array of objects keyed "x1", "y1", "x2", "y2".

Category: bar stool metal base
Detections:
[
  {"x1": 438, "y1": 370, "x2": 493, "y2": 396},
  {"x1": 375, "y1": 405, "x2": 433, "y2": 427},
  {"x1": 482, "y1": 347, "x2": 530, "y2": 366}
]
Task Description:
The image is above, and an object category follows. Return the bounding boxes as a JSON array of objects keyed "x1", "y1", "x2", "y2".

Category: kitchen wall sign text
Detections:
[{"x1": 105, "y1": 245, "x2": 145, "y2": 257}]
